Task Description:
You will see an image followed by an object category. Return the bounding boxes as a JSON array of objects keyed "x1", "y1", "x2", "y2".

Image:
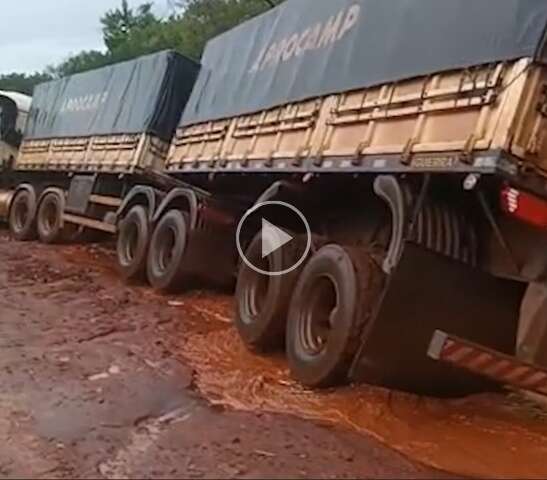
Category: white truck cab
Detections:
[{"x1": 0, "y1": 90, "x2": 31, "y2": 169}]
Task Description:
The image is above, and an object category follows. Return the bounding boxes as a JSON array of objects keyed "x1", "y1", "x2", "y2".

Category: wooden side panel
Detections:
[
  {"x1": 166, "y1": 58, "x2": 547, "y2": 182},
  {"x1": 16, "y1": 133, "x2": 169, "y2": 174},
  {"x1": 508, "y1": 65, "x2": 547, "y2": 175}
]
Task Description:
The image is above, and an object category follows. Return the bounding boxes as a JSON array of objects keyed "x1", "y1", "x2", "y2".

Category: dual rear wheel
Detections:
[
  {"x1": 116, "y1": 207, "x2": 190, "y2": 292},
  {"x1": 10, "y1": 189, "x2": 74, "y2": 244},
  {"x1": 235, "y1": 232, "x2": 384, "y2": 388}
]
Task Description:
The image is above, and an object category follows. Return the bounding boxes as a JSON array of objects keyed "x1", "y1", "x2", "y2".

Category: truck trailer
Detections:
[
  {"x1": 161, "y1": 0, "x2": 547, "y2": 395},
  {"x1": 1, "y1": 50, "x2": 199, "y2": 247},
  {"x1": 3, "y1": 0, "x2": 547, "y2": 395}
]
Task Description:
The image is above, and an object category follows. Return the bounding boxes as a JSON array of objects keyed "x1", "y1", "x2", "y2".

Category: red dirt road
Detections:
[{"x1": 0, "y1": 231, "x2": 445, "y2": 479}]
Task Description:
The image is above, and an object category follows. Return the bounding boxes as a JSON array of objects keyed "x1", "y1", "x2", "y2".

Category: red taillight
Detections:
[{"x1": 501, "y1": 186, "x2": 547, "y2": 229}]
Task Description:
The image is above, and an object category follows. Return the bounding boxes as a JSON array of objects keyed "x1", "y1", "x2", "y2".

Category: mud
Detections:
[
  {"x1": 54, "y1": 237, "x2": 547, "y2": 478},
  {"x1": 6, "y1": 233, "x2": 547, "y2": 478},
  {"x1": 0, "y1": 231, "x2": 443, "y2": 479}
]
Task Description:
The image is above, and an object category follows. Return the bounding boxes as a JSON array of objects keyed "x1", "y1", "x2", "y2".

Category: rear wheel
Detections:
[
  {"x1": 286, "y1": 244, "x2": 384, "y2": 388},
  {"x1": 36, "y1": 192, "x2": 65, "y2": 244},
  {"x1": 147, "y1": 209, "x2": 189, "y2": 292},
  {"x1": 117, "y1": 205, "x2": 150, "y2": 282},
  {"x1": 235, "y1": 231, "x2": 305, "y2": 351},
  {"x1": 9, "y1": 189, "x2": 37, "y2": 241}
]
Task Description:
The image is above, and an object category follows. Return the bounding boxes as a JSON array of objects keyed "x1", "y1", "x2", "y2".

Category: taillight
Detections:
[{"x1": 500, "y1": 186, "x2": 547, "y2": 229}]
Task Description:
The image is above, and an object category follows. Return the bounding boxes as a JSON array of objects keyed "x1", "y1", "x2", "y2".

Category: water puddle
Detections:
[
  {"x1": 165, "y1": 293, "x2": 547, "y2": 479},
  {"x1": 61, "y1": 243, "x2": 547, "y2": 478}
]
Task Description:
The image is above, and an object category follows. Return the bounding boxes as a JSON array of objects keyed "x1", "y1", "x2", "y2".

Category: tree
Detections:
[
  {"x1": 102, "y1": 1, "x2": 160, "y2": 52},
  {"x1": 0, "y1": 0, "x2": 285, "y2": 88},
  {"x1": 0, "y1": 72, "x2": 53, "y2": 95}
]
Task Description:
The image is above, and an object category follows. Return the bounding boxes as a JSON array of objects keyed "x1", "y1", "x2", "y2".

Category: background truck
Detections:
[
  {"x1": 3, "y1": 0, "x2": 547, "y2": 396},
  {"x1": 0, "y1": 90, "x2": 31, "y2": 217},
  {"x1": 0, "y1": 50, "x2": 199, "y2": 248}
]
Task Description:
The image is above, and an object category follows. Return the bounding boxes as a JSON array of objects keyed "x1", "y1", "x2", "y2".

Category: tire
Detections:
[
  {"x1": 36, "y1": 192, "x2": 65, "y2": 244},
  {"x1": 9, "y1": 189, "x2": 37, "y2": 241},
  {"x1": 235, "y1": 231, "x2": 305, "y2": 352},
  {"x1": 286, "y1": 244, "x2": 384, "y2": 388},
  {"x1": 117, "y1": 205, "x2": 150, "y2": 282},
  {"x1": 147, "y1": 209, "x2": 189, "y2": 292}
]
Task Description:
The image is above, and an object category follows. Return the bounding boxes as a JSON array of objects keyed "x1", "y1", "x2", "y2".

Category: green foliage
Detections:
[
  {"x1": 0, "y1": 0, "x2": 285, "y2": 94},
  {"x1": 0, "y1": 72, "x2": 53, "y2": 96}
]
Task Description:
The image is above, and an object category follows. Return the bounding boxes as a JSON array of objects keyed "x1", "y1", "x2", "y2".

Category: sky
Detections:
[{"x1": 0, "y1": 0, "x2": 170, "y2": 75}]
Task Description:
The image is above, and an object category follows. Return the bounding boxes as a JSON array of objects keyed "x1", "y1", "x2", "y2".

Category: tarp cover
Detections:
[
  {"x1": 181, "y1": 0, "x2": 547, "y2": 126},
  {"x1": 27, "y1": 50, "x2": 199, "y2": 141}
]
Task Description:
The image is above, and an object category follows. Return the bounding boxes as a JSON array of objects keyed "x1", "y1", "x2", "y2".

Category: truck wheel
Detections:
[
  {"x1": 117, "y1": 205, "x2": 150, "y2": 282},
  {"x1": 147, "y1": 209, "x2": 189, "y2": 292},
  {"x1": 9, "y1": 189, "x2": 37, "y2": 241},
  {"x1": 36, "y1": 192, "x2": 65, "y2": 244},
  {"x1": 235, "y1": 231, "x2": 304, "y2": 351},
  {"x1": 286, "y1": 244, "x2": 384, "y2": 388}
]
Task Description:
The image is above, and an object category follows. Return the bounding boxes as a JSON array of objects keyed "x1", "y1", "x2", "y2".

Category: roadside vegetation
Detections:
[{"x1": 0, "y1": 0, "x2": 284, "y2": 95}]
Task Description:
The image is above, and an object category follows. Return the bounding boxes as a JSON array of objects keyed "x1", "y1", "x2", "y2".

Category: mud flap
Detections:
[{"x1": 349, "y1": 243, "x2": 526, "y2": 396}]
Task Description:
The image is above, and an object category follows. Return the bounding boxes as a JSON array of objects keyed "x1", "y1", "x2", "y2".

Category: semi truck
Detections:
[
  {"x1": 1, "y1": 50, "x2": 199, "y2": 245},
  {"x1": 0, "y1": 90, "x2": 31, "y2": 217},
  {"x1": 3, "y1": 0, "x2": 547, "y2": 395}
]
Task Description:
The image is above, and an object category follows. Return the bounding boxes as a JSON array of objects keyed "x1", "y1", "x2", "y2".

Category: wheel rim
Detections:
[
  {"x1": 298, "y1": 274, "x2": 339, "y2": 356},
  {"x1": 242, "y1": 256, "x2": 271, "y2": 323},
  {"x1": 41, "y1": 199, "x2": 57, "y2": 234},
  {"x1": 157, "y1": 225, "x2": 177, "y2": 273},
  {"x1": 13, "y1": 198, "x2": 29, "y2": 231},
  {"x1": 123, "y1": 221, "x2": 139, "y2": 263}
]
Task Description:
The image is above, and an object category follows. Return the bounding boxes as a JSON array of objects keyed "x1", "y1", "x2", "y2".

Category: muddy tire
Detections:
[
  {"x1": 235, "y1": 231, "x2": 305, "y2": 352},
  {"x1": 117, "y1": 205, "x2": 150, "y2": 282},
  {"x1": 286, "y1": 244, "x2": 384, "y2": 388},
  {"x1": 147, "y1": 209, "x2": 189, "y2": 293},
  {"x1": 9, "y1": 189, "x2": 37, "y2": 241},
  {"x1": 36, "y1": 192, "x2": 65, "y2": 244}
]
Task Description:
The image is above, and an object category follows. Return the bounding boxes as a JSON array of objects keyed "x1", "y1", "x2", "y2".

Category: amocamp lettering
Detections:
[
  {"x1": 250, "y1": 4, "x2": 361, "y2": 73},
  {"x1": 60, "y1": 91, "x2": 109, "y2": 114}
]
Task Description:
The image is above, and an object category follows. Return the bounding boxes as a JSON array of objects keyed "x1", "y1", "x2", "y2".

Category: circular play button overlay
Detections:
[{"x1": 236, "y1": 201, "x2": 312, "y2": 277}]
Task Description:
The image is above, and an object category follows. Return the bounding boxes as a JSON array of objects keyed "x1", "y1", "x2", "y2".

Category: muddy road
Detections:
[{"x1": 2, "y1": 231, "x2": 547, "y2": 479}]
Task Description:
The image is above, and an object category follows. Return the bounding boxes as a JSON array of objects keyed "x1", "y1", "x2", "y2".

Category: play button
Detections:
[
  {"x1": 261, "y1": 219, "x2": 293, "y2": 258},
  {"x1": 236, "y1": 201, "x2": 312, "y2": 277}
]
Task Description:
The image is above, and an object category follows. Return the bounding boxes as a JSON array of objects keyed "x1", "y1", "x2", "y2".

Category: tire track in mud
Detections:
[{"x1": 23, "y1": 236, "x2": 547, "y2": 479}]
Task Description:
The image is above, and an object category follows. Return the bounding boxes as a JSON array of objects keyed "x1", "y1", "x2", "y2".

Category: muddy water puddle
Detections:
[
  {"x1": 162, "y1": 294, "x2": 547, "y2": 479},
  {"x1": 59, "y1": 242, "x2": 547, "y2": 478}
]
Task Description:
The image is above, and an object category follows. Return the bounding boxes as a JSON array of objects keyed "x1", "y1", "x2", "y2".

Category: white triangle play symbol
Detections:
[{"x1": 261, "y1": 219, "x2": 293, "y2": 258}]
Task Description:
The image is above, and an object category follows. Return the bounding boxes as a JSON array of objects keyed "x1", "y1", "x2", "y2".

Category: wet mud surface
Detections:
[
  {"x1": 2, "y1": 230, "x2": 547, "y2": 478},
  {"x1": 0, "y1": 231, "x2": 445, "y2": 479}
]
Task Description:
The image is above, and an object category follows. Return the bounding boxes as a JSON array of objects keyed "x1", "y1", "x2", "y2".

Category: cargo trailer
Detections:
[
  {"x1": 0, "y1": 50, "x2": 200, "y2": 249},
  {"x1": 154, "y1": 0, "x2": 547, "y2": 395}
]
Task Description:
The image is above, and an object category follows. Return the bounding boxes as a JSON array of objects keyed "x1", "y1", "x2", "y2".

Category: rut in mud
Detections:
[{"x1": 4, "y1": 232, "x2": 547, "y2": 478}]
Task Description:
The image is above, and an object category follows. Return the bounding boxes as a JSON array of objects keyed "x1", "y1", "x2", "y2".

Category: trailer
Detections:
[
  {"x1": 4, "y1": 1, "x2": 547, "y2": 396},
  {"x1": 155, "y1": 0, "x2": 547, "y2": 395},
  {"x1": 0, "y1": 50, "x2": 200, "y2": 251}
]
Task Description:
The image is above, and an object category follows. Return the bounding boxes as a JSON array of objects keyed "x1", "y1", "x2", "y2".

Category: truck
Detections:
[
  {"x1": 0, "y1": 90, "x2": 31, "y2": 217},
  {"x1": 1, "y1": 50, "x2": 200, "y2": 247},
  {"x1": 3, "y1": 0, "x2": 547, "y2": 396}
]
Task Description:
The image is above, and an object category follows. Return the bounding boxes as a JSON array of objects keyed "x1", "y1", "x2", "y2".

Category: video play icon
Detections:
[
  {"x1": 236, "y1": 201, "x2": 312, "y2": 277},
  {"x1": 261, "y1": 219, "x2": 293, "y2": 258}
]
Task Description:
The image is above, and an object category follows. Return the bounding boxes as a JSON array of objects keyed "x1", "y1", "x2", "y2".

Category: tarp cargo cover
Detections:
[
  {"x1": 181, "y1": 0, "x2": 547, "y2": 126},
  {"x1": 27, "y1": 50, "x2": 199, "y2": 141}
]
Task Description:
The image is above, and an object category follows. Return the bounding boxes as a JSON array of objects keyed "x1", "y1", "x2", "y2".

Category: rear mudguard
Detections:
[{"x1": 349, "y1": 242, "x2": 526, "y2": 396}]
